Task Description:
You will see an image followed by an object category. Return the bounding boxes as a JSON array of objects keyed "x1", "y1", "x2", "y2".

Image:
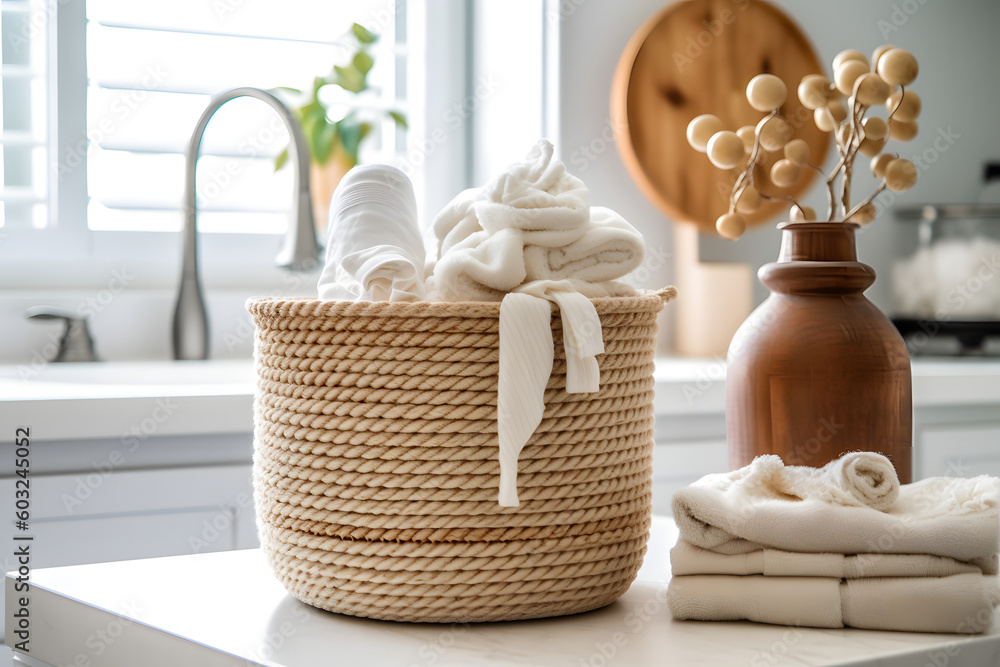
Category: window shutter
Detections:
[
  {"x1": 85, "y1": 0, "x2": 408, "y2": 233},
  {"x1": 0, "y1": 0, "x2": 50, "y2": 229}
]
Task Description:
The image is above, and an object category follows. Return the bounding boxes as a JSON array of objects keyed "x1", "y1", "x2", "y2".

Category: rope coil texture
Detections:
[{"x1": 248, "y1": 287, "x2": 675, "y2": 622}]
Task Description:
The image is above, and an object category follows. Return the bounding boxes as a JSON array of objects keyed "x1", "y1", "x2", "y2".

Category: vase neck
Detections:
[
  {"x1": 777, "y1": 222, "x2": 860, "y2": 263},
  {"x1": 762, "y1": 222, "x2": 874, "y2": 295}
]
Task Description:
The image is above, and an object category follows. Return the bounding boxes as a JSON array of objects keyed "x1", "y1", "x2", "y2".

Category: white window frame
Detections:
[{"x1": 0, "y1": 0, "x2": 470, "y2": 294}]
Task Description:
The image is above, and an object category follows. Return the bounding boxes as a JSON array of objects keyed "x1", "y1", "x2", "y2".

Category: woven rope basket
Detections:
[{"x1": 247, "y1": 287, "x2": 676, "y2": 623}]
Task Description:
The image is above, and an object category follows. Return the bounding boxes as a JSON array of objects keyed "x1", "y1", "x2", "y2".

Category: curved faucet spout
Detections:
[{"x1": 173, "y1": 86, "x2": 320, "y2": 361}]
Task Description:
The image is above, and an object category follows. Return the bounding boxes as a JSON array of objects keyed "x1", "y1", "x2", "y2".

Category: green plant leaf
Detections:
[
  {"x1": 311, "y1": 76, "x2": 326, "y2": 99},
  {"x1": 359, "y1": 121, "x2": 373, "y2": 142},
  {"x1": 300, "y1": 104, "x2": 326, "y2": 136},
  {"x1": 352, "y1": 50, "x2": 374, "y2": 76},
  {"x1": 272, "y1": 86, "x2": 302, "y2": 95},
  {"x1": 338, "y1": 118, "x2": 363, "y2": 165},
  {"x1": 274, "y1": 148, "x2": 289, "y2": 171},
  {"x1": 312, "y1": 119, "x2": 338, "y2": 165},
  {"x1": 297, "y1": 106, "x2": 327, "y2": 165},
  {"x1": 388, "y1": 110, "x2": 408, "y2": 128},
  {"x1": 352, "y1": 23, "x2": 377, "y2": 44},
  {"x1": 332, "y1": 64, "x2": 364, "y2": 93}
]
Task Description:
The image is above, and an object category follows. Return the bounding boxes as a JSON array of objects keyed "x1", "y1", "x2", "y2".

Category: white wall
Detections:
[{"x1": 549, "y1": 0, "x2": 1000, "y2": 318}]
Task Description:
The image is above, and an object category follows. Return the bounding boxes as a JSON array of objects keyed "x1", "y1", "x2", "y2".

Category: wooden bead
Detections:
[
  {"x1": 889, "y1": 119, "x2": 918, "y2": 142},
  {"x1": 784, "y1": 138, "x2": 810, "y2": 166},
  {"x1": 716, "y1": 212, "x2": 746, "y2": 240},
  {"x1": 833, "y1": 49, "x2": 868, "y2": 71},
  {"x1": 862, "y1": 116, "x2": 887, "y2": 141},
  {"x1": 686, "y1": 114, "x2": 723, "y2": 152},
  {"x1": 797, "y1": 74, "x2": 832, "y2": 110},
  {"x1": 827, "y1": 99, "x2": 848, "y2": 123},
  {"x1": 871, "y1": 45, "x2": 896, "y2": 72},
  {"x1": 877, "y1": 48, "x2": 918, "y2": 86},
  {"x1": 756, "y1": 115, "x2": 793, "y2": 151},
  {"x1": 746, "y1": 74, "x2": 788, "y2": 112},
  {"x1": 707, "y1": 131, "x2": 746, "y2": 169},
  {"x1": 848, "y1": 202, "x2": 877, "y2": 224},
  {"x1": 834, "y1": 60, "x2": 869, "y2": 96},
  {"x1": 858, "y1": 134, "x2": 887, "y2": 158},
  {"x1": 814, "y1": 107, "x2": 836, "y2": 133},
  {"x1": 735, "y1": 185, "x2": 761, "y2": 214},
  {"x1": 854, "y1": 73, "x2": 891, "y2": 106},
  {"x1": 790, "y1": 204, "x2": 816, "y2": 222},
  {"x1": 770, "y1": 158, "x2": 801, "y2": 188},
  {"x1": 885, "y1": 158, "x2": 917, "y2": 192},
  {"x1": 871, "y1": 153, "x2": 894, "y2": 179},
  {"x1": 887, "y1": 90, "x2": 921, "y2": 121},
  {"x1": 737, "y1": 125, "x2": 756, "y2": 154}
]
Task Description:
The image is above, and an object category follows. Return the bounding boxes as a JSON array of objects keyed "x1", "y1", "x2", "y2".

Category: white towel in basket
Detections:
[
  {"x1": 522, "y1": 207, "x2": 645, "y2": 284},
  {"x1": 426, "y1": 141, "x2": 648, "y2": 506},
  {"x1": 317, "y1": 165, "x2": 427, "y2": 302},
  {"x1": 497, "y1": 281, "x2": 615, "y2": 506}
]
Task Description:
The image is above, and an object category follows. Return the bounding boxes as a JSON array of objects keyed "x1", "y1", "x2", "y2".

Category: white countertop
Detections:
[
  {"x1": 0, "y1": 359, "x2": 256, "y2": 441},
  {"x1": 6, "y1": 517, "x2": 1000, "y2": 667},
  {"x1": 2, "y1": 357, "x2": 1000, "y2": 441}
]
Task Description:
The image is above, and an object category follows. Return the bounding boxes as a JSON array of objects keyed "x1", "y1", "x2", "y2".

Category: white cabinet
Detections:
[
  {"x1": 916, "y1": 422, "x2": 1000, "y2": 480},
  {"x1": 0, "y1": 464, "x2": 257, "y2": 571}
]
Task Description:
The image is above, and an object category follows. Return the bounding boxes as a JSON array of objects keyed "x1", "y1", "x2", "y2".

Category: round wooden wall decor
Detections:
[{"x1": 611, "y1": 0, "x2": 829, "y2": 235}]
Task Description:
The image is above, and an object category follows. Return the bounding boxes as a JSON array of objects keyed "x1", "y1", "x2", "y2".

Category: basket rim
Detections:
[{"x1": 246, "y1": 287, "x2": 676, "y2": 320}]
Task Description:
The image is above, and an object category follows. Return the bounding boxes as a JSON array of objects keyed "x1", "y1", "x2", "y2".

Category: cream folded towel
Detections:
[
  {"x1": 670, "y1": 540, "x2": 984, "y2": 578},
  {"x1": 317, "y1": 165, "x2": 426, "y2": 302},
  {"x1": 667, "y1": 573, "x2": 1000, "y2": 633},
  {"x1": 522, "y1": 207, "x2": 645, "y2": 283},
  {"x1": 672, "y1": 456, "x2": 1000, "y2": 573}
]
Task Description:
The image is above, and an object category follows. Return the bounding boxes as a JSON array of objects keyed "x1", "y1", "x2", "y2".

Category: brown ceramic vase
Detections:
[{"x1": 726, "y1": 221, "x2": 913, "y2": 483}]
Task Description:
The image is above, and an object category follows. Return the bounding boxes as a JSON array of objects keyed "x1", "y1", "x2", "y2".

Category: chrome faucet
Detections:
[
  {"x1": 173, "y1": 87, "x2": 320, "y2": 361},
  {"x1": 25, "y1": 306, "x2": 99, "y2": 362}
]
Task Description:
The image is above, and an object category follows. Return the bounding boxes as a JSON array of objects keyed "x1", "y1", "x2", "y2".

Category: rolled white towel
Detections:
[
  {"x1": 825, "y1": 451, "x2": 900, "y2": 511},
  {"x1": 775, "y1": 451, "x2": 900, "y2": 512},
  {"x1": 522, "y1": 207, "x2": 645, "y2": 283},
  {"x1": 317, "y1": 165, "x2": 426, "y2": 302}
]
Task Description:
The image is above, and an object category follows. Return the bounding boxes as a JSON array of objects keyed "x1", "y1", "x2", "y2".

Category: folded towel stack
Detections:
[{"x1": 668, "y1": 453, "x2": 1000, "y2": 633}]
